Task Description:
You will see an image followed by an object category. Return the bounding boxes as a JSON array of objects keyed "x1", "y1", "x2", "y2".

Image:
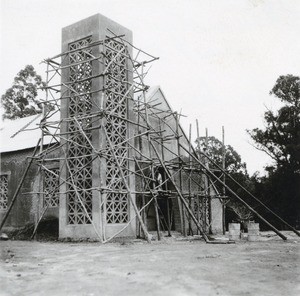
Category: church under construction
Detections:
[{"x1": 1, "y1": 14, "x2": 298, "y2": 243}]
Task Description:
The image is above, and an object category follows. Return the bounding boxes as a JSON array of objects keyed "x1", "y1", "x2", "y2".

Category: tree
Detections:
[
  {"x1": 248, "y1": 75, "x2": 300, "y2": 228},
  {"x1": 248, "y1": 75, "x2": 300, "y2": 173},
  {"x1": 196, "y1": 136, "x2": 254, "y2": 226},
  {"x1": 196, "y1": 136, "x2": 247, "y2": 174},
  {"x1": 1, "y1": 65, "x2": 46, "y2": 120}
]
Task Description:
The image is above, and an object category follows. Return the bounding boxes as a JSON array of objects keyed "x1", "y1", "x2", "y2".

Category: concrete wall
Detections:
[
  {"x1": 60, "y1": 13, "x2": 135, "y2": 240},
  {"x1": 0, "y1": 149, "x2": 38, "y2": 230},
  {"x1": 1, "y1": 15, "x2": 223, "y2": 238},
  {"x1": 0, "y1": 148, "x2": 60, "y2": 232},
  {"x1": 135, "y1": 87, "x2": 223, "y2": 235}
]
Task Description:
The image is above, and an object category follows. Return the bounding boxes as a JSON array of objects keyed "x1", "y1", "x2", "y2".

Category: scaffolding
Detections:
[
  {"x1": 1, "y1": 30, "x2": 299, "y2": 243},
  {"x1": 26, "y1": 31, "x2": 226, "y2": 243}
]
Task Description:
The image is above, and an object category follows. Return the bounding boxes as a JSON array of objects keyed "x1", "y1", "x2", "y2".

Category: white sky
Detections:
[{"x1": 1, "y1": 0, "x2": 300, "y2": 175}]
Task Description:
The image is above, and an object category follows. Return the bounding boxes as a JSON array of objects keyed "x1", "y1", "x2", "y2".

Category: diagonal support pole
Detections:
[
  {"x1": 103, "y1": 126, "x2": 152, "y2": 243},
  {"x1": 148, "y1": 140, "x2": 210, "y2": 242},
  {"x1": 199, "y1": 150, "x2": 300, "y2": 237},
  {"x1": 0, "y1": 139, "x2": 41, "y2": 231},
  {"x1": 180, "y1": 143, "x2": 288, "y2": 241}
]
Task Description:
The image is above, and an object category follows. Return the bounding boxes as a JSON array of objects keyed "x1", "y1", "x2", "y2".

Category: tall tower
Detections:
[{"x1": 59, "y1": 14, "x2": 135, "y2": 240}]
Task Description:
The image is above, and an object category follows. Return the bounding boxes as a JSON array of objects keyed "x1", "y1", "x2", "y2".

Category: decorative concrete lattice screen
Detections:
[
  {"x1": 0, "y1": 175, "x2": 8, "y2": 210},
  {"x1": 67, "y1": 37, "x2": 93, "y2": 224},
  {"x1": 44, "y1": 168, "x2": 59, "y2": 207},
  {"x1": 104, "y1": 39, "x2": 129, "y2": 223},
  {"x1": 194, "y1": 197, "x2": 210, "y2": 231}
]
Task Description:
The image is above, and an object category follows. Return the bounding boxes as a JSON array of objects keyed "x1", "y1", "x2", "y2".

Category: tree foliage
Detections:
[
  {"x1": 196, "y1": 136, "x2": 253, "y2": 224},
  {"x1": 248, "y1": 75, "x2": 300, "y2": 173},
  {"x1": 248, "y1": 74, "x2": 300, "y2": 227},
  {"x1": 196, "y1": 136, "x2": 247, "y2": 174},
  {"x1": 1, "y1": 65, "x2": 46, "y2": 120}
]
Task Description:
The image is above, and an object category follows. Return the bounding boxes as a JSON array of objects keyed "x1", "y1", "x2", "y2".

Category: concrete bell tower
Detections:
[{"x1": 59, "y1": 14, "x2": 135, "y2": 240}]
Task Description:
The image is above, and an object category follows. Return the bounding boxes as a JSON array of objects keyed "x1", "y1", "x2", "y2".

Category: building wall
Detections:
[
  {"x1": 0, "y1": 149, "x2": 38, "y2": 230},
  {"x1": 0, "y1": 147, "x2": 60, "y2": 232},
  {"x1": 135, "y1": 88, "x2": 223, "y2": 235},
  {"x1": 60, "y1": 13, "x2": 135, "y2": 240}
]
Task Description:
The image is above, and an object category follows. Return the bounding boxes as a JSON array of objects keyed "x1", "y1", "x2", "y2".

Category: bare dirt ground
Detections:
[{"x1": 1, "y1": 231, "x2": 299, "y2": 296}]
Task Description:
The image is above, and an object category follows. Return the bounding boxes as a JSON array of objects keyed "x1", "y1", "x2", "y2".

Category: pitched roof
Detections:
[
  {"x1": 0, "y1": 86, "x2": 189, "y2": 154},
  {"x1": 0, "y1": 112, "x2": 60, "y2": 153}
]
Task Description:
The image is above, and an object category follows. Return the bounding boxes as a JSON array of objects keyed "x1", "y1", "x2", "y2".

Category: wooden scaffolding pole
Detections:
[
  {"x1": 188, "y1": 124, "x2": 193, "y2": 235},
  {"x1": 148, "y1": 139, "x2": 209, "y2": 242},
  {"x1": 179, "y1": 143, "x2": 288, "y2": 241},
  {"x1": 222, "y1": 126, "x2": 226, "y2": 235},
  {"x1": 103, "y1": 126, "x2": 152, "y2": 243},
  {"x1": 0, "y1": 139, "x2": 41, "y2": 231},
  {"x1": 200, "y1": 148, "x2": 300, "y2": 238},
  {"x1": 159, "y1": 118, "x2": 172, "y2": 236},
  {"x1": 141, "y1": 65, "x2": 161, "y2": 241},
  {"x1": 175, "y1": 113, "x2": 186, "y2": 236}
]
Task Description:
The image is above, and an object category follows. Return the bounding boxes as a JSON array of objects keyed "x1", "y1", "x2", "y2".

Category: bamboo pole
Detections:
[
  {"x1": 140, "y1": 62, "x2": 161, "y2": 241},
  {"x1": 179, "y1": 143, "x2": 288, "y2": 241},
  {"x1": 134, "y1": 158, "x2": 161, "y2": 237},
  {"x1": 103, "y1": 195, "x2": 154, "y2": 243},
  {"x1": 196, "y1": 119, "x2": 201, "y2": 235},
  {"x1": 171, "y1": 113, "x2": 294, "y2": 239},
  {"x1": 203, "y1": 149, "x2": 300, "y2": 236},
  {"x1": 103, "y1": 127, "x2": 152, "y2": 243},
  {"x1": 175, "y1": 113, "x2": 186, "y2": 236},
  {"x1": 204, "y1": 128, "x2": 210, "y2": 233},
  {"x1": 199, "y1": 148, "x2": 300, "y2": 237},
  {"x1": 134, "y1": 159, "x2": 147, "y2": 238},
  {"x1": 33, "y1": 63, "x2": 49, "y2": 240},
  {"x1": 137, "y1": 96, "x2": 147, "y2": 237},
  {"x1": 222, "y1": 126, "x2": 226, "y2": 235},
  {"x1": 159, "y1": 118, "x2": 171, "y2": 236},
  {"x1": 0, "y1": 139, "x2": 41, "y2": 231},
  {"x1": 31, "y1": 204, "x2": 48, "y2": 238},
  {"x1": 107, "y1": 28, "x2": 158, "y2": 60},
  {"x1": 63, "y1": 149, "x2": 103, "y2": 241},
  {"x1": 188, "y1": 124, "x2": 193, "y2": 235},
  {"x1": 24, "y1": 33, "x2": 161, "y2": 243},
  {"x1": 149, "y1": 140, "x2": 209, "y2": 242},
  {"x1": 153, "y1": 194, "x2": 161, "y2": 240},
  {"x1": 46, "y1": 34, "x2": 126, "y2": 61}
]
